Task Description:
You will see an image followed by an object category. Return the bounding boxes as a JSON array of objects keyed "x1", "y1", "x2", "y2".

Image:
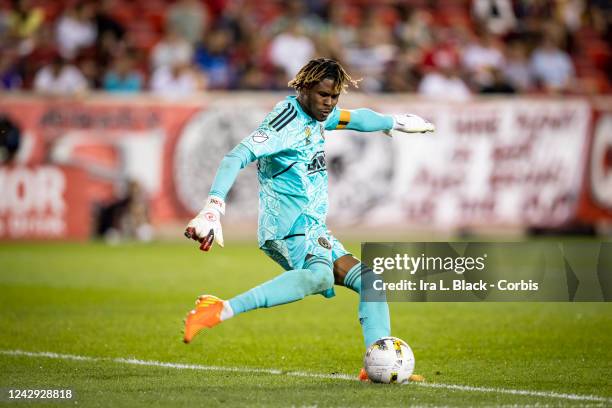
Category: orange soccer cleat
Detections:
[
  {"x1": 183, "y1": 295, "x2": 225, "y2": 344},
  {"x1": 358, "y1": 368, "x2": 425, "y2": 383},
  {"x1": 358, "y1": 367, "x2": 369, "y2": 381}
]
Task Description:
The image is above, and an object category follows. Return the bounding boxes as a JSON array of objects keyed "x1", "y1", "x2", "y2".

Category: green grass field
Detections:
[{"x1": 0, "y1": 242, "x2": 610, "y2": 407}]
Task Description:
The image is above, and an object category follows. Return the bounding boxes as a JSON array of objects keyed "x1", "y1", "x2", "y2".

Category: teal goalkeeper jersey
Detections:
[
  {"x1": 240, "y1": 96, "x2": 345, "y2": 246},
  {"x1": 208, "y1": 95, "x2": 393, "y2": 248}
]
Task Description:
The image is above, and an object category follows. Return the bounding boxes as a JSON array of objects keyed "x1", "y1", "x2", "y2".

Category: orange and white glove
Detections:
[
  {"x1": 384, "y1": 114, "x2": 435, "y2": 136},
  {"x1": 184, "y1": 196, "x2": 225, "y2": 252}
]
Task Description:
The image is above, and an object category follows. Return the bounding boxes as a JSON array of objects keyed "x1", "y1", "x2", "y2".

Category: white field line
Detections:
[{"x1": 1, "y1": 349, "x2": 610, "y2": 403}]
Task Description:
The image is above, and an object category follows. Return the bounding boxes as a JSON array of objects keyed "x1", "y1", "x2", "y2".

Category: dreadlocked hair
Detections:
[{"x1": 288, "y1": 58, "x2": 359, "y2": 94}]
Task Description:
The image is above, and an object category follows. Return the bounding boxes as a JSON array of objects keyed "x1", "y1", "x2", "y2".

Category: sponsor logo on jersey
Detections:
[
  {"x1": 307, "y1": 151, "x2": 326, "y2": 174},
  {"x1": 252, "y1": 130, "x2": 269, "y2": 143},
  {"x1": 318, "y1": 237, "x2": 331, "y2": 249}
]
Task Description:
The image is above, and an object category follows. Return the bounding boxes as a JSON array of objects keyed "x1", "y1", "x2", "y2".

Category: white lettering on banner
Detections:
[
  {"x1": 590, "y1": 114, "x2": 612, "y2": 209},
  {"x1": 383, "y1": 100, "x2": 590, "y2": 228},
  {"x1": 516, "y1": 110, "x2": 576, "y2": 132},
  {"x1": 9, "y1": 215, "x2": 65, "y2": 237},
  {"x1": 454, "y1": 114, "x2": 500, "y2": 136},
  {"x1": 0, "y1": 167, "x2": 66, "y2": 215},
  {"x1": 0, "y1": 167, "x2": 67, "y2": 238}
]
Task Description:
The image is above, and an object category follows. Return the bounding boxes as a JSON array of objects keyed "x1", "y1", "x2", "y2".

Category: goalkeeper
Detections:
[{"x1": 183, "y1": 58, "x2": 434, "y2": 378}]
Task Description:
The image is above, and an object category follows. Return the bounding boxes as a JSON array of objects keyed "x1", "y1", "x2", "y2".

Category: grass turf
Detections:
[{"x1": 0, "y1": 241, "x2": 610, "y2": 407}]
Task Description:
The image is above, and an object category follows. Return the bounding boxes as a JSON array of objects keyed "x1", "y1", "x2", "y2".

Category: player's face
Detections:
[{"x1": 300, "y1": 78, "x2": 340, "y2": 122}]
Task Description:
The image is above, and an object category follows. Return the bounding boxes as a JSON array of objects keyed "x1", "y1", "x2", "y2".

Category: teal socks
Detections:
[
  {"x1": 229, "y1": 256, "x2": 333, "y2": 315},
  {"x1": 344, "y1": 263, "x2": 391, "y2": 347},
  {"x1": 227, "y1": 258, "x2": 390, "y2": 349}
]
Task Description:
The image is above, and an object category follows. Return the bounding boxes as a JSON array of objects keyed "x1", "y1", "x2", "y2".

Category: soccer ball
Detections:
[{"x1": 363, "y1": 337, "x2": 415, "y2": 384}]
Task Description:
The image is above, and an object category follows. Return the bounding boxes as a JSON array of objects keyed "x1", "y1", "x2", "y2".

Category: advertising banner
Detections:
[
  {"x1": 0, "y1": 94, "x2": 610, "y2": 240},
  {"x1": 376, "y1": 100, "x2": 591, "y2": 228},
  {"x1": 0, "y1": 165, "x2": 89, "y2": 239}
]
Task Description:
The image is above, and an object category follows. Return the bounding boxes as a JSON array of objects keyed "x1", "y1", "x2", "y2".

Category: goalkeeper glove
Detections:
[
  {"x1": 384, "y1": 114, "x2": 435, "y2": 136},
  {"x1": 184, "y1": 196, "x2": 225, "y2": 252}
]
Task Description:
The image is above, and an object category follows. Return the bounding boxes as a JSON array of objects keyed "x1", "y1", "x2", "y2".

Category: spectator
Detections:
[
  {"x1": 345, "y1": 22, "x2": 396, "y2": 92},
  {"x1": 269, "y1": 0, "x2": 325, "y2": 38},
  {"x1": 480, "y1": 68, "x2": 516, "y2": 94},
  {"x1": 150, "y1": 63, "x2": 205, "y2": 98},
  {"x1": 395, "y1": 8, "x2": 434, "y2": 50},
  {"x1": 151, "y1": 28, "x2": 194, "y2": 70},
  {"x1": 93, "y1": 0, "x2": 126, "y2": 61},
  {"x1": 530, "y1": 35, "x2": 575, "y2": 92},
  {"x1": 556, "y1": 0, "x2": 585, "y2": 33},
  {"x1": 0, "y1": 50, "x2": 22, "y2": 90},
  {"x1": 78, "y1": 55, "x2": 100, "y2": 89},
  {"x1": 166, "y1": 0, "x2": 209, "y2": 45},
  {"x1": 103, "y1": 53, "x2": 143, "y2": 93},
  {"x1": 194, "y1": 28, "x2": 236, "y2": 89},
  {"x1": 503, "y1": 41, "x2": 534, "y2": 92},
  {"x1": 380, "y1": 52, "x2": 418, "y2": 93},
  {"x1": 213, "y1": 2, "x2": 248, "y2": 49},
  {"x1": 0, "y1": 115, "x2": 21, "y2": 164},
  {"x1": 462, "y1": 30, "x2": 505, "y2": 88},
  {"x1": 6, "y1": 0, "x2": 44, "y2": 56},
  {"x1": 94, "y1": 0, "x2": 125, "y2": 44},
  {"x1": 419, "y1": 67, "x2": 472, "y2": 101},
  {"x1": 269, "y1": 22, "x2": 316, "y2": 79},
  {"x1": 514, "y1": 0, "x2": 555, "y2": 38},
  {"x1": 33, "y1": 56, "x2": 88, "y2": 95},
  {"x1": 472, "y1": 0, "x2": 517, "y2": 36},
  {"x1": 321, "y1": 1, "x2": 359, "y2": 55},
  {"x1": 19, "y1": 24, "x2": 57, "y2": 88},
  {"x1": 418, "y1": 45, "x2": 471, "y2": 101},
  {"x1": 55, "y1": 2, "x2": 97, "y2": 60},
  {"x1": 0, "y1": 9, "x2": 9, "y2": 42},
  {"x1": 239, "y1": 63, "x2": 269, "y2": 90}
]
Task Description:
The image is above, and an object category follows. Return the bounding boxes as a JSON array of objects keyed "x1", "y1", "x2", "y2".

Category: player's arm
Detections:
[
  {"x1": 326, "y1": 108, "x2": 435, "y2": 135},
  {"x1": 184, "y1": 143, "x2": 256, "y2": 251},
  {"x1": 185, "y1": 124, "x2": 287, "y2": 252}
]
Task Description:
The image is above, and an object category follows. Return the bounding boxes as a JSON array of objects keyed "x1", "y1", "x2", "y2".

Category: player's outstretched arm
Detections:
[
  {"x1": 184, "y1": 144, "x2": 255, "y2": 252},
  {"x1": 330, "y1": 109, "x2": 434, "y2": 135}
]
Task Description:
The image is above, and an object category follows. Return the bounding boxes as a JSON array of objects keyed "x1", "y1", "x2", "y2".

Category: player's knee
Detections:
[{"x1": 303, "y1": 257, "x2": 334, "y2": 293}]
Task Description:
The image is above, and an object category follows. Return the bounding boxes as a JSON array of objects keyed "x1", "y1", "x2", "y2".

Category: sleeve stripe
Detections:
[
  {"x1": 269, "y1": 104, "x2": 292, "y2": 127},
  {"x1": 274, "y1": 110, "x2": 297, "y2": 131},
  {"x1": 336, "y1": 110, "x2": 351, "y2": 129}
]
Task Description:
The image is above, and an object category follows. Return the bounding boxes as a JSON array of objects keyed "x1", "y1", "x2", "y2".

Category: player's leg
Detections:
[
  {"x1": 332, "y1": 246, "x2": 425, "y2": 382},
  {"x1": 228, "y1": 223, "x2": 337, "y2": 313},
  {"x1": 227, "y1": 253, "x2": 333, "y2": 314},
  {"x1": 333, "y1": 254, "x2": 391, "y2": 348},
  {"x1": 184, "y1": 235, "x2": 334, "y2": 343}
]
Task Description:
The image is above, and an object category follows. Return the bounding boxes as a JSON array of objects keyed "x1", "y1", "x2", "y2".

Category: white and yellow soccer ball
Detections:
[{"x1": 364, "y1": 337, "x2": 415, "y2": 384}]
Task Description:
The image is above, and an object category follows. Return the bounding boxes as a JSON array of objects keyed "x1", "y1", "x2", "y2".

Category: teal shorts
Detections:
[{"x1": 260, "y1": 215, "x2": 350, "y2": 298}]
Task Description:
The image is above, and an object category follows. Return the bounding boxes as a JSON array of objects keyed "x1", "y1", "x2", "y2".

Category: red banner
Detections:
[
  {"x1": 576, "y1": 100, "x2": 612, "y2": 223},
  {"x1": 0, "y1": 93, "x2": 610, "y2": 240},
  {"x1": 0, "y1": 165, "x2": 89, "y2": 239},
  {"x1": 0, "y1": 96, "x2": 202, "y2": 226}
]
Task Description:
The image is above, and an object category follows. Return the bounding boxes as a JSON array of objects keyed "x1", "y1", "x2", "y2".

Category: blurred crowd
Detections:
[{"x1": 0, "y1": 0, "x2": 610, "y2": 98}]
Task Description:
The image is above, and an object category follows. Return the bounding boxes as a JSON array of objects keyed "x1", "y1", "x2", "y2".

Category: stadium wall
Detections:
[{"x1": 0, "y1": 93, "x2": 610, "y2": 240}]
